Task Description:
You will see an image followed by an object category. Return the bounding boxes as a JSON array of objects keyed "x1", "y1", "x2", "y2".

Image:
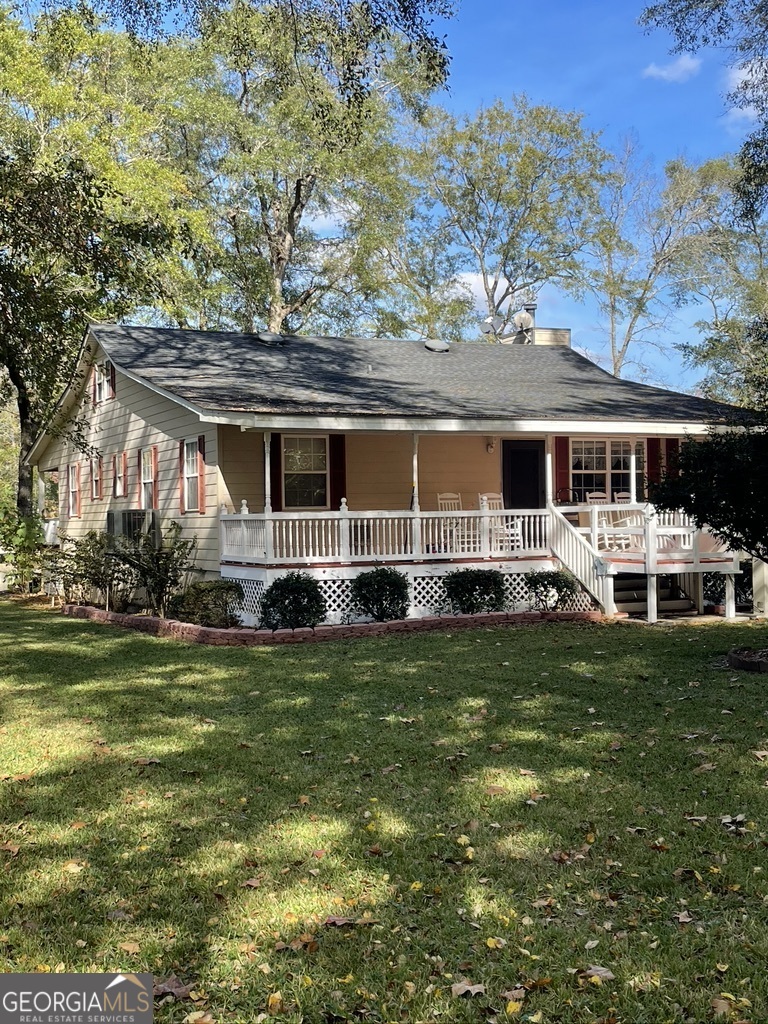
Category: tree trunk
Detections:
[{"x1": 10, "y1": 374, "x2": 37, "y2": 518}]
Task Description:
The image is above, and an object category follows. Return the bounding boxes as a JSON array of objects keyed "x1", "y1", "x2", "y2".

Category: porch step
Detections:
[{"x1": 612, "y1": 573, "x2": 695, "y2": 616}]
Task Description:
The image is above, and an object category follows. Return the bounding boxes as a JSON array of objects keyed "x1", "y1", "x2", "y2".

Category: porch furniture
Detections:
[
  {"x1": 478, "y1": 492, "x2": 504, "y2": 509},
  {"x1": 437, "y1": 492, "x2": 462, "y2": 511},
  {"x1": 614, "y1": 491, "x2": 631, "y2": 503},
  {"x1": 586, "y1": 491, "x2": 609, "y2": 504}
]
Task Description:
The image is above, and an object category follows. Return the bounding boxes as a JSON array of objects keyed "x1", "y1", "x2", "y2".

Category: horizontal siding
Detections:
[
  {"x1": 219, "y1": 427, "x2": 264, "y2": 512},
  {"x1": 345, "y1": 434, "x2": 412, "y2": 510},
  {"x1": 39, "y1": 364, "x2": 221, "y2": 574},
  {"x1": 418, "y1": 435, "x2": 501, "y2": 510}
]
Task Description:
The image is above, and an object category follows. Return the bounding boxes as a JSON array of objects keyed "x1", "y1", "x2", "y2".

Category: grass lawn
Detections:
[{"x1": 1, "y1": 601, "x2": 768, "y2": 1023}]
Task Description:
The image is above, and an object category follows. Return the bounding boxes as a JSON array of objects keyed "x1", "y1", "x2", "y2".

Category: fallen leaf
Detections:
[
  {"x1": 0, "y1": 842, "x2": 19, "y2": 856},
  {"x1": 752, "y1": 750, "x2": 768, "y2": 761},
  {"x1": 62, "y1": 859, "x2": 86, "y2": 873},
  {"x1": 585, "y1": 939, "x2": 600, "y2": 950},
  {"x1": 153, "y1": 975, "x2": 194, "y2": 1000},
  {"x1": 240, "y1": 877, "x2": 262, "y2": 888},
  {"x1": 486, "y1": 936, "x2": 507, "y2": 949},
  {"x1": 485, "y1": 785, "x2": 507, "y2": 796},
  {"x1": 182, "y1": 1013, "x2": 215, "y2": 1024},
  {"x1": 673, "y1": 910, "x2": 694, "y2": 924},
  {"x1": 133, "y1": 757, "x2": 161, "y2": 766},
  {"x1": 501, "y1": 988, "x2": 527, "y2": 1002},
  {"x1": 711, "y1": 997, "x2": 732, "y2": 1018},
  {"x1": 266, "y1": 991, "x2": 285, "y2": 1015},
  {"x1": 297, "y1": 795, "x2": 310, "y2": 806},
  {"x1": 119, "y1": 941, "x2": 140, "y2": 954},
  {"x1": 451, "y1": 982, "x2": 485, "y2": 998},
  {"x1": 519, "y1": 768, "x2": 537, "y2": 776},
  {"x1": 693, "y1": 763, "x2": 718, "y2": 774},
  {"x1": 323, "y1": 916, "x2": 378, "y2": 927},
  {"x1": 584, "y1": 965, "x2": 615, "y2": 982}
]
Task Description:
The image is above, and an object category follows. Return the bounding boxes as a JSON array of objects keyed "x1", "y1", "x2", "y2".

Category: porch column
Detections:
[
  {"x1": 629, "y1": 447, "x2": 637, "y2": 503},
  {"x1": 646, "y1": 574, "x2": 658, "y2": 623},
  {"x1": 411, "y1": 433, "x2": 420, "y2": 511},
  {"x1": 724, "y1": 574, "x2": 737, "y2": 619},
  {"x1": 545, "y1": 437, "x2": 554, "y2": 504},
  {"x1": 264, "y1": 431, "x2": 272, "y2": 513}
]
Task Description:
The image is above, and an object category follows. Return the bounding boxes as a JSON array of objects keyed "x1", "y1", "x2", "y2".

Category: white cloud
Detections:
[{"x1": 642, "y1": 54, "x2": 702, "y2": 83}]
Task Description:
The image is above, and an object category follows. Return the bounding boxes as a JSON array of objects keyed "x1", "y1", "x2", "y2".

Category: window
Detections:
[
  {"x1": 93, "y1": 361, "x2": 114, "y2": 404},
  {"x1": 180, "y1": 437, "x2": 204, "y2": 513},
  {"x1": 90, "y1": 457, "x2": 103, "y2": 501},
  {"x1": 571, "y1": 439, "x2": 645, "y2": 502},
  {"x1": 68, "y1": 464, "x2": 81, "y2": 518},
  {"x1": 113, "y1": 452, "x2": 128, "y2": 498},
  {"x1": 282, "y1": 435, "x2": 328, "y2": 509},
  {"x1": 139, "y1": 447, "x2": 158, "y2": 510}
]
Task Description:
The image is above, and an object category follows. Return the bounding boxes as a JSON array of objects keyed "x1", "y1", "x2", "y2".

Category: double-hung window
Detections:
[
  {"x1": 113, "y1": 452, "x2": 128, "y2": 498},
  {"x1": 180, "y1": 437, "x2": 203, "y2": 513},
  {"x1": 90, "y1": 457, "x2": 103, "y2": 500},
  {"x1": 571, "y1": 439, "x2": 645, "y2": 502},
  {"x1": 140, "y1": 447, "x2": 158, "y2": 510},
  {"x1": 282, "y1": 435, "x2": 328, "y2": 509},
  {"x1": 93, "y1": 361, "x2": 114, "y2": 404},
  {"x1": 68, "y1": 464, "x2": 81, "y2": 518}
]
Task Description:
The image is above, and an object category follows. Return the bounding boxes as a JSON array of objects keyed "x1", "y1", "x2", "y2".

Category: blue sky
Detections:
[{"x1": 429, "y1": 0, "x2": 752, "y2": 390}]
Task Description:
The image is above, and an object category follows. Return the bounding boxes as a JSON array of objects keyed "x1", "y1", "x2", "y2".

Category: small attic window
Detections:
[{"x1": 93, "y1": 361, "x2": 115, "y2": 404}]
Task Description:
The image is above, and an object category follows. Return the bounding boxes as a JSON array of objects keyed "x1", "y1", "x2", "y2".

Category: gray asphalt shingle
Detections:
[{"x1": 92, "y1": 324, "x2": 740, "y2": 423}]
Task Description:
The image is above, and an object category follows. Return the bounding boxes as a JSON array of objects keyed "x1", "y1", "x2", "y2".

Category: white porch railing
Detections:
[
  {"x1": 220, "y1": 501, "x2": 551, "y2": 565},
  {"x1": 549, "y1": 505, "x2": 614, "y2": 613}
]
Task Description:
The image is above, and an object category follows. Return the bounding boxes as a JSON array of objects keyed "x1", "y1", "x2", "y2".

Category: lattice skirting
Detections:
[{"x1": 221, "y1": 564, "x2": 596, "y2": 626}]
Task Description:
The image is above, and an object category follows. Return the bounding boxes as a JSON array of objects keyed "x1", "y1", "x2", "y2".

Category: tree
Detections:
[
  {"x1": 640, "y1": 1, "x2": 768, "y2": 218},
  {"x1": 653, "y1": 428, "x2": 768, "y2": 561},
  {"x1": 583, "y1": 145, "x2": 726, "y2": 376},
  {"x1": 0, "y1": 10, "x2": 183, "y2": 515},
  {"x1": 419, "y1": 98, "x2": 607, "y2": 328}
]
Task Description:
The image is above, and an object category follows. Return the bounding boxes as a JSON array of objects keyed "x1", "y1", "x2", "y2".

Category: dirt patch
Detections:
[{"x1": 727, "y1": 647, "x2": 768, "y2": 672}]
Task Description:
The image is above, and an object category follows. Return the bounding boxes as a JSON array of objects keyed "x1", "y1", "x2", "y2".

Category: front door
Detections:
[{"x1": 503, "y1": 440, "x2": 545, "y2": 509}]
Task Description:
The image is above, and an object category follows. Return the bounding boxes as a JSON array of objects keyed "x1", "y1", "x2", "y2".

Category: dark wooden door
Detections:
[{"x1": 503, "y1": 440, "x2": 545, "y2": 509}]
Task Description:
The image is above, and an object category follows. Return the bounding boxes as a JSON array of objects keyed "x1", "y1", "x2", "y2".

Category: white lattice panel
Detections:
[
  {"x1": 317, "y1": 579, "x2": 355, "y2": 622},
  {"x1": 504, "y1": 573, "x2": 530, "y2": 609},
  {"x1": 412, "y1": 575, "x2": 449, "y2": 614},
  {"x1": 227, "y1": 578, "x2": 265, "y2": 621}
]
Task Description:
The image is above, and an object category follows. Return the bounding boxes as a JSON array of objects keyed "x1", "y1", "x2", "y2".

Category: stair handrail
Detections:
[{"x1": 548, "y1": 504, "x2": 616, "y2": 615}]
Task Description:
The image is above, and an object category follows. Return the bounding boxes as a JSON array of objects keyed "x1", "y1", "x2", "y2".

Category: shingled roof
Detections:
[{"x1": 91, "y1": 324, "x2": 740, "y2": 424}]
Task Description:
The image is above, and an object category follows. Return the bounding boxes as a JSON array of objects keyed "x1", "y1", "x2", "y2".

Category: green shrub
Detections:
[
  {"x1": 523, "y1": 569, "x2": 580, "y2": 611},
  {"x1": 0, "y1": 506, "x2": 45, "y2": 592},
  {"x1": 350, "y1": 567, "x2": 409, "y2": 621},
  {"x1": 54, "y1": 530, "x2": 138, "y2": 610},
  {"x1": 443, "y1": 568, "x2": 506, "y2": 614},
  {"x1": 113, "y1": 521, "x2": 197, "y2": 617},
  {"x1": 261, "y1": 572, "x2": 326, "y2": 630},
  {"x1": 171, "y1": 580, "x2": 244, "y2": 628}
]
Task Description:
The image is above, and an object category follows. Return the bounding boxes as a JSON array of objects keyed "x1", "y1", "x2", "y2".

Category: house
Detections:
[{"x1": 28, "y1": 320, "x2": 751, "y2": 624}]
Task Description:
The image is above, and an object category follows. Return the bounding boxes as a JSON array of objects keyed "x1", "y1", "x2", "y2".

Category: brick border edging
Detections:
[
  {"x1": 62, "y1": 604, "x2": 604, "y2": 646},
  {"x1": 727, "y1": 647, "x2": 768, "y2": 673}
]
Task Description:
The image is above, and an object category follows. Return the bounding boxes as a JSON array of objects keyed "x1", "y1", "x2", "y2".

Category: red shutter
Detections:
[
  {"x1": 98, "y1": 457, "x2": 103, "y2": 501},
  {"x1": 75, "y1": 464, "x2": 82, "y2": 518},
  {"x1": 178, "y1": 440, "x2": 186, "y2": 514},
  {"x1": 108, "y1": 362, "x2": 116, "y2": 399},
  {"x1": 554, "y1": 437, "x2": 570, "y2": 501},
  {"x1": 665, "y1": 438, "x2": 680, "y2": 479},
  {"x1": 647, "y1": 438, "x2": 663, "y2": 491},
  {"x1": 151, "y1": 446, "x2": 159, "y2": 510},
  {"x1": 112, "y1": 455, "x2": 117, "y2": 498},
  {"x1": 270, "y1": 433, "x2": 283, "y2": 512},
  {"x1": 197, "y1": 435, "x2": 206, "y2": 514},
  {"x1": 329, "y1": 434, "x2": 346, "y2": 510}
]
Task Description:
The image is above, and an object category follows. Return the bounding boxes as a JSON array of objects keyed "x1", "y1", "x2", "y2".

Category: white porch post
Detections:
[
  {"x1": 263, "y1": 431, "x2": 272, "y2": 513},
  {"x1": 753, "y1": 558, "x2": 768, "y2": 618},
  {"x1": 647, "y1": 574, "x2": 658, "y2": 623},
  {"x1": 724, "y1": 574, "x2": 737, "y2": 619},
  {"x1": 629, "y1": 447, "x2": 637, "y2": 504},
  {"x1": 545, "y1": 437, "x2": 554, "y2": 504},
  {"x1": 411, "y1": 433, "x2": 420, "y2": 511}
]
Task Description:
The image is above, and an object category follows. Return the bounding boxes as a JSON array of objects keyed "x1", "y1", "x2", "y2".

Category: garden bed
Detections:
[
  {"x1": 62, "y1": 603, "x2": 603, "y2": 644},
  {"x1": 727, "y1": 646, "x2": 768, "y2": 672}
]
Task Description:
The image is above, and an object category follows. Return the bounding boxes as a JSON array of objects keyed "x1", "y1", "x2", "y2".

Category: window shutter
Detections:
[
  {"x1": 554, "y1": 437, "x2": 570, "y2": 500},
  {"x1": 66, "y1": 463, "x2": 70, "y2": 517},
  {"x1": 151, "y1": 446, "x2": 159, "y2": 510},
  {"x1": 108, "y1": 362, "x2": 116, "y2": 399},
  {"x1": 329, "y1": 434, "x2": 346, "y2": 510},
  {"x1": 270, "y1": 433, "x2": 283, "y2": 511},
  {"x1": 98, "y1": 457, "x2": 103, "y2": 500},
  {"x1": 197, "y1": 435, "x2": 206, "y2": 514},
  {"x1": 647, "y1": 438, "x2": 663, "y2": 490},
  {"x1": 75, "y1": 464, "x2": 82, "y2": 518},
  {"x1": 122, "y1": 451, "x2": 127, "y2": 496},
  {"x1": 137, "y1": 450, "x2": 142, "y2": 506},
  {"x1": 178, "y1": 440, "x2": 186, "y2": 514},
  {"x1": 112, "y1": 455, "x2": 117, "y2": 498}
]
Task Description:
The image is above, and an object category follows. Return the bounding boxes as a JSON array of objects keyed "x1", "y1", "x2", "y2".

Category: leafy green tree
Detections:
[
  {"x1": 653, "y1": 427, "x2": 768, "y2": 561},
  {"x1": 418, "y1": 98, "x2": 607, "y2": 329},
  {"x1": 0, "y1": 9, "x2": 186, "y2": 515}
]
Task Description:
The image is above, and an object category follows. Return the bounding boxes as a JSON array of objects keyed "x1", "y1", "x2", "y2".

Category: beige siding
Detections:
[
  {"x1": 417, "y1": 435, "x2": 501, "y2": 510},
  {"x1": 345, "y1": 434, "x2": 412, "y2": 510},
  {"x1": 37, "y1": 361, "x2": 221, "y2": 573},
  {"x1": 219, "y1": 427, "x2": 264, "y2": 512}
]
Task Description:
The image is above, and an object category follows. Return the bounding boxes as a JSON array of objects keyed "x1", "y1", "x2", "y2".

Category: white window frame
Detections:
[
  {"x1": 90, "y1": 457, "x2": 102, "y2": 500},
  {"x1": 114, "y1": 452, "x2": 127, "y2": 498},
  {"x1": 183, "y1": 437, "x2": 200, "y2": 513},
  {"x1": 140, "y1": 447, "x2": 155, "y2": 510},
  {"x1": 281, "y1": 434, "x2": 330, "y2": 510},
  {"x1": 93, "y1": 361, "x2": 113, "y2": 404},
  {"x1": 570, "y1": 437, "x2": 647, "y2": 502},
  {"x1": 68, "y1": 464, "x2": 80, "y2": 518}
]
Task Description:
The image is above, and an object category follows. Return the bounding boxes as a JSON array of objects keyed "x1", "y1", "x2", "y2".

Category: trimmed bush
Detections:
[
  {"x1": 170, "y1": 580, "x2": 245, "y2": 628},
  {"x1": 350, "y1": 567, "x2": 409, "y2": 621},
  {"x1": 261, "y1": 572, "x2": 326, "y2": 630},
  {"x1": 523, "y1": 569, "x2": 580, "y2": 611},
  {"x1": 443, "y1": 568, "x2": 506, "y2": 614}
]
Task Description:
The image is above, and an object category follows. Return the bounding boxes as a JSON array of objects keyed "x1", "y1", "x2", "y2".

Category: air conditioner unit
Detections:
[{"x1": 106, "y1": 509, "x2": 161, "y2": 547}]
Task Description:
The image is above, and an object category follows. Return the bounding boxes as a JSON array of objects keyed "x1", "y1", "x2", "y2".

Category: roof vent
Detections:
[
  {"x1": 255, "y1": 331, "x2": 285, "y2": 346},
  {"x1": 424, "y1": 338, "x2": 450, "y2": 353}
]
